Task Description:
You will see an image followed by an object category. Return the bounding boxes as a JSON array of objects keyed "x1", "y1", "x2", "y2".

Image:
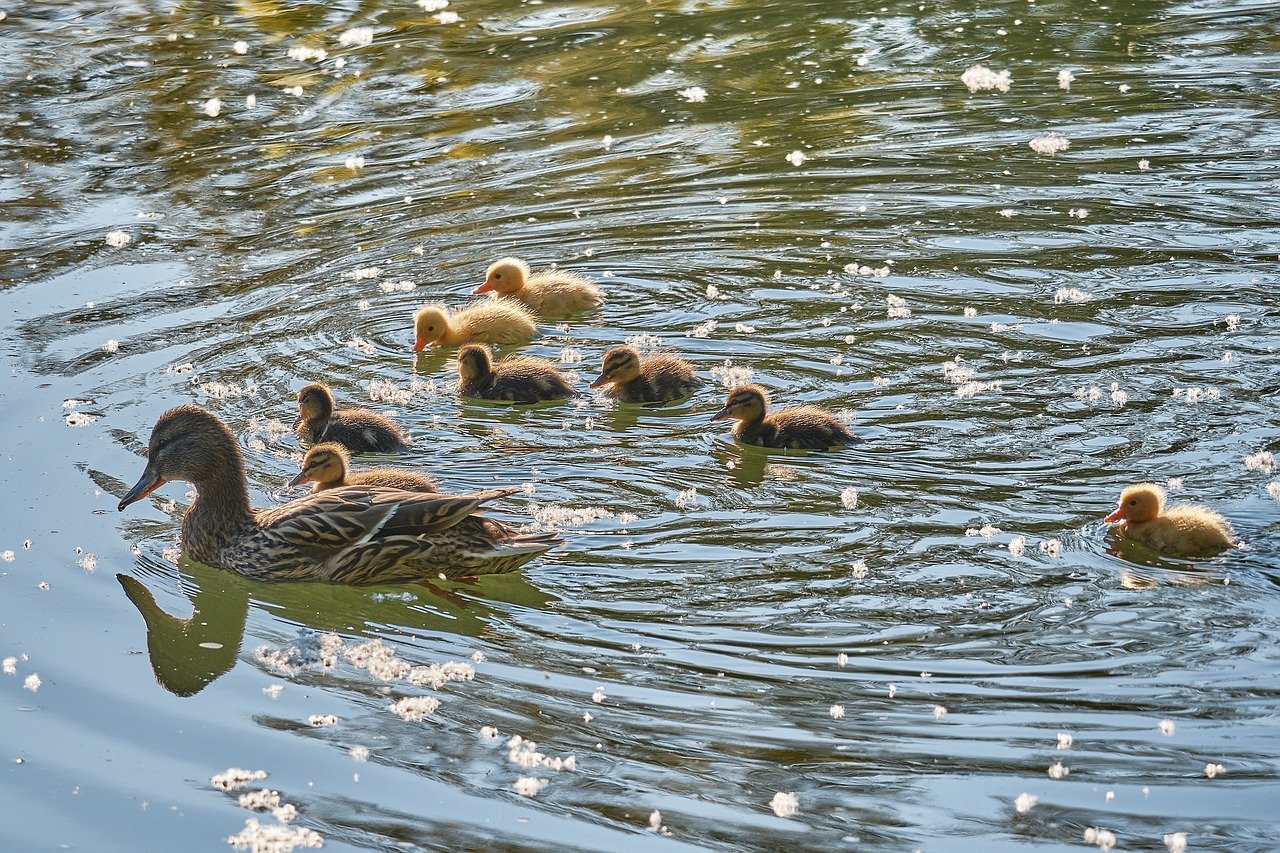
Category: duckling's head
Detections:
[
  {"x1": 295, "y1": 383, "x2": 335, "y2": 427},
  {"x1": 1105, "y1": 483, "x2": 1165, "y2": 524},
  {"x1": 590, "y1": 346, "x2": 642, "y2": 388},
  {"x1": 288, "y1": 442, "x2": 349, "y2": 488},
  {"x1": 119, "y1": 404, "x2": 241, "y2": 510},
  {"x1": 456, "y1": 343, "x2": 495, "y2": 382},
  {"x1": 413, "y1": 305, "x2": 450, "y2": 351},
  {"x1": 710, "y1": 384, "x2": 768, "y2": 423},
  {"x1": 475, "y1": 257, "x2": 530, "y2": 296}
]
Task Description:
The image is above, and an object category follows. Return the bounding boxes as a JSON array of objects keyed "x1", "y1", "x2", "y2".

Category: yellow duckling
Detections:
[
  {"x1": 710, "y1": 384, "x2": 859, "y2": 450},
  {"x1": 589, "y1": 345, "x2": 703, "y2": 404},
  {"x1": 295, "y1": 382, "x2": 409, "y2": 452},
  {"x1": 412, "y1": 301, "x2": 537, "y2": 351},
  {"x1": 456, "y1": 343, "x2": 576, "y2": 403},
  {"x1": 474, "y1": 257, "x2": 603, "y2": 315},
  {"x1": 119, "y1": 405, "x2": 558, "y2": 582},
  {"x1": 1104, "y1": 483, "x2": 1235, "y2": 558},
  {"x1": 289, "y1": 443, "x2": 439, "y2": 493}
]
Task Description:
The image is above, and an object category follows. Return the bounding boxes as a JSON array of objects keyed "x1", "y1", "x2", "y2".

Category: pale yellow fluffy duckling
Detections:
[
  {"x1": 589, "y1": 345, "x2": 703, "y2": 404},
  {"x1": 710, "y1": 384, "x2": 859, "y2": 450},
  {"x1": 474, "y1": 257, "x2": 603, "y2": 315},
  {"x1": 456, "y1": 343, "x2": 576, "y2": 403},
  {"x1": 1104, "y1": 483, "x2": 1235, "y2": 558},
  {"x1": 412, "y1": 301, "x2": 537, "y2": 351}
]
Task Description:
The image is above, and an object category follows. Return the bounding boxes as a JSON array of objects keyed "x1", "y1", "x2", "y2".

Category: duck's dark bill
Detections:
[
  {"x1": 119, "y1": 469, "x2": 166, "y2": 511},
  {"x1": 588, "y1": 374, "x2": 608, "y2": 389},
  {"x1": 287, "y1": 471, "x2": 310, "y2": 488},
  {"x1": 709, "y1": 406, "x2": 732, "y2": 422}
]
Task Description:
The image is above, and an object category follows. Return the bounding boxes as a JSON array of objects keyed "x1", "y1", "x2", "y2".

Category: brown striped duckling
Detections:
[
  {"x1": 710, "y1": 384, "x2": 859, "y2": 450},
  {"x1": 289, "y1": 443, "x2": 439, "y2": 494},
  {"x1": 589, "y1": 345, "x2": 703, "y2": 404},
  {"x1": 295, "y1": 382, "x2": 409, "y2": 452},
  {"x1": 119, "y1": 405, "x2": 558, "y2": 582},
  {"x1": 412, "y1": 300, "x2": 537, "y2": 351},
  {"x1": 456, "y1": 343, "x2": 576, "y2": 403},
  {"x1": 474, "y1": 257, "x2": 603, "y2": 315},
  {"x1": 1104, "y1": 483, "x2": 1236, "y2": 558}
]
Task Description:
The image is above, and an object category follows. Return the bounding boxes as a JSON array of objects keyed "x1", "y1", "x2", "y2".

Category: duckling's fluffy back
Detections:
[
  {"x1": 746, "y1": 405, "x2": 858, "y2": 450},
  {"x1": 344, "y1": 468, "x2": 440, "y2": 494},
  {"x1": 453, "y1": 300, "x2": 537, "y2": 344},
  {"x1": 459, "y1": 356, "x2": 576, "y2": 403},
  {"x1": 1121, "y1": 504, "x2": 1235, "y2": 558},
  {"x1": 524, "y1": 269, "x2": 603, "y2": 313},
  {"x1": 608, "y1": 352, "x2": 702, "y2": 403}
]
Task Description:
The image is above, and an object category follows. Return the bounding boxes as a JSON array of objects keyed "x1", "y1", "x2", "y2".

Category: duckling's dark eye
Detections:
[{"x1": 1128, "y1": 499, "x2": 1137, "y2": 505}]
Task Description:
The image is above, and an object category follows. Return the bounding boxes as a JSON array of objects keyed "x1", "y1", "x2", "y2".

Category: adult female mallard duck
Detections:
[
  {"x1": 119, "y1": 405, "x2": 558, "y2": 582},
  {"x1": 412, "y1": 301, "x2": 537, "y2": 351},
  {"x1": 589, "y1": 345, "x2": 702, "y2": 404},
  {"x1": 710, "y1": 384, "x2": 859, "y2": 450},
  {"x1": 289, "y1": 443, "x2": 439, "y2": 494},
  {"x1": 295, "y1": 382, "x2": 409, "y2": 452},
  {"x1": 474, "y1": 257, "x2": 603, "y2": 315},
  {"x1": 456, "y1": 343, "x2": 576, "y2": 403},
  {"x1": 1104, "y1": 482, "x2": 1236, "y2": 558}
]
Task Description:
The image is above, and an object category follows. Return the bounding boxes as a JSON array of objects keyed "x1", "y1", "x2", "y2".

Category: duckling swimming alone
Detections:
[
  {"x1": 1104, "y1": 482, "x2": 1235, "y2": 558},
  {"x1": 289, "y1": 443, "x2": 439, "y2": 493},
  {"x1": 295, "y1": 382, "x2": 409, "y2": 452},
  {"x1": 412, "y1": 301, "x2": 537, "y2": 351},
  {"x1": 589, "y1": 345, "x2": 703, "y2": 404},
  {"x1": 456, "y1": 343, "x2": 576, "y2": 403},
  {"x1": 474, "y1": 257, "x2": 603, "y2": 316},
  {"x1": 119, "y1": 405, "x2": 558, "y2": 582},
  {"x1": 710, "y1": 384, "x2": 859, "y2": 450}
]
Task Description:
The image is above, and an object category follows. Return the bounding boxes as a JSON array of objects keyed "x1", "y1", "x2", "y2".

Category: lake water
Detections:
[{"x1": 2, "y1": 0, "x2": 1279, "y2": 850}]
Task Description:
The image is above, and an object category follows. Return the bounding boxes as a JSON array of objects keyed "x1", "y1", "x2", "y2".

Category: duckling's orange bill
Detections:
[
  {"x1": 588, "y1": 374, "x2": 609, "y2": 389},
  {"x1": 119, "y1": 469, "x2": 166, "y2": 511},
  {"x1": 1104, "y1": 507, "x2": 1125, "y2": 523},
  {"x1": 413, "y1": 337, "x2": 428, "y2": 352},
  {"x1": 709, "y1": 406, "x2": 732, "y2": 422},
  {"x1": 473, "y1": 280, "x2": 495, "y2": 294},
  {"x1": 287, "y1": 471, "x2": 311, "y2": 488}
]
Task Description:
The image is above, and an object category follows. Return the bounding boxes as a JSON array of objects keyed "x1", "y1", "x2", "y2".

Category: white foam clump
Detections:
[
  {"x1": 2, "y1": 657, "x2": 16, "y2": 675},
  {"x1": 506, "y1": 735, "x2": 576, "y2": 772},
  {"x1": 368, "y1": 379, "x2": 413, "y2": 406},
  {"x1": 1204, "y1": 762, "x2": 1225, "y2": 779},
  {"x1": 674, "y1": 488, "x2": 700, "y2": 510},
  {"x1": 1057, "y1": 732, "x2": 1074, "y2": 749},
  {"x1": 591, "y1": 686, "x2": 606, "y2": 704},
  {"x1": 1039, "y1": 538, "x2": 1063, "y2": 557},
  {"x1": 1267, "y1": 482, "x2": 1280, "y2": 502},
  {"x1": 963, "y1": 306, "x2": 978, "y2": 317},
  {"x1": 559, "y1": 347, "x2": 583, "y2": 364},
  {"x1": 1007, "y1": 536, "x2": 1026, "y2": 557},
  {"x1": 287, "y1": 45, "x2": 327, "y2": 62},
  {"x1": 850, "y1": 560, "x2": 869, "y2": 579},
  {"x1": 1068, "y1": 208, "x2": 1088, "y2": 219},
  {"x1": 346, "y1": 337, "x2": 376, "y2": 356},
  {"x1": 65, "y1": 412, "x2": 100, "y2": 428},
  {"x1": 237, "y1": 789, "x2": 280, "y2": 811},
  {"x1": 418, "y1": 0, "x2": 449, "y2": 9},
  {"x1": 625, "y1": 332, "x2": 662, "y2": 349},
  {"x1": 961, "y1": 65, "x2": 1011, "y2": 93},
  {"x1": 1245, "y1": 450, "x2": 1275, "y2": 473},
  {"x1": 77, "y1": 553, "x2": 98, "y2": 571},
  {"x1": 943, "y1": 358, "x2": 976, "y2": 384},
  {"x1": 233, "y1": 40, "x2": 248, "y2": 55},
  {"x1": 677, "y1": 86, "x2": 707, "y2": 103},
  {"x1": 406, "y1": 660, "x2": 474, "y2": 689},
  {"x1": 245, "y1": 94, "x2": 256, "y2": 110},
  {"x1": 349, "y1": 745, "x2": 370, "y2": 762},
  {"x1": 513, "y1": 777, "x2": 547, "y2": 797},
  {"x1": 886, "y1": 294, "x2": 911, "y2": 318},
  {"x1": 102, "y1": 339, "x2": 120, "y2": 353},
  {"x1": 1109, "y1": 383, "x2": 1129, "y2": 407},
  {"x1": 1084, "y1": 827, "x2": 1117, "y2": 851},
  {"x1": 1014, "y1": 792, "x2": 1037, "y2": 813},
  {"x1": 687, "y1": 319, "x2": 718, "y2": 338},
  {"x1": 837, "y1": 653, "x2": 848, "y2": 667},
  {"x1": 202, "y1": 98, "x2": 222, "y2": 117},
  {"x1": 1048, "y1": 762, "x2": 1069, "y2": 780},
  {"x1": 346, "y1": 639, "x2": 412, "y2": 681},
  {"x1": 711, "y1": 360, "x2": 753, "y2": 389},
  {"x1": 198, "y1": 380, "x2": 258, "y2": 399},
  {"x1": 307, "y1": 714, "x2": 339, "y2": 727},
  {"x1": 829, "y1": 704, "x2": 845, "y2": 719},
  {"x1": 434, "y1": 11, "x2": 461, "y2": 24},
  {"x1": 379, "y1": 279, "x2": 415, "y2": 293},
  {"x1": 1057, "y1": 69, "x2": 1075, "y2": 90},
  {"x1": 932, "y1": 705, "x2": 947, "y2": 719},
  {"x1": 770, "y1": 791, "x2": 799, "y2": 817},
  {"x1": 23, "y1": 673, "x2": 41, "y2": 692},
  {"x1": 786, "y1": 150, "x2": 807, "y2": 167},
  {"x1": 339, "y1": 27, "x2": 373, "y2": 48},
  {"x1": 1054, "y1": 287, "x2": 1091, "y2": 304},
  {"x1": 252, "y1": 631, "x2": 343, "y2": 677},
  {"x1": 480, "y1": 726, "x2": 499, "y2": 741},
  {"x1": 388, "y1": 696, "x2": 440, "y2": 722},
  {"x1": 967, "y1": 524, "x2": 1001, "y2": 539},
  {"x1": 212, "y1": 768, "x2": 268, "y2": 792},
  {"x1": 955, "y1": 380, "x2": 1001, "y2": 399},
  {"x1": 528, "y1": 503, "x2": 614, "y2": 528},
  {"x1": 840, "y1": 487, "x2": 859, "y2": 510},
  {"x1": 1164, "y1": 832, "x2": 1188, "y2": 853},
  {"x1": 648, "y1": 811, "x2": 662, "y2": 832},
  {"x1": 345, "y1": 155, "x2": 365, "y2": 172},
  {"x1": 227, "y1": 819, "x2": 322, "y2": 852},
  {"x1": 1029, "y1": 133, "x2": 1070, "y2": 155},
  {"x1": 844, "y1": 262, "x2": 889, "y2": 277}
]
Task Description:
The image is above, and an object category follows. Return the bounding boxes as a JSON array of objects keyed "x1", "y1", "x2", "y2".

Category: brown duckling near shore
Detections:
[
  {"x1": 589, "y1": 345, "x2": 703, "y2": 404},
  {"x1": 455, "y1": 343, "x2": 576, "y2": 403},
  {"x1": 412, "y1": 301, "x2": 537, "y2": 351},
  {"x1": 288, "y1": 443, "x2": 439, "y2": 494},
  {"x1": 474, "y1": 257, "x2": 603, "y2": 316},
  {"x1": 294, "y1": 382, "x2": 409, "y2": 453},
  {"x1": 1104, "y1": 482, "x2": 1236, "y2": 558},
  {"x1": 710, "y1": 384, "x2": 859, "y2": 450},
  {"x1": 119, "y1": 405, "x2": 558, "y2": 582}
]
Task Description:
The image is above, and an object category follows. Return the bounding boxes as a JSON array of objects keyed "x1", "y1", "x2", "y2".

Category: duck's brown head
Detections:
[
  {"x1": 413, "y1": 304, "x2": 449, "y2": 351},
  {"x1": 119, "y1": 404, "x2": 242, "y2": 511},
  {"x1": 456, "y1": 343, "x2": 495, "y2": 382},
  {"x1": 1105, "y1": 483, "x2": 1165, "y2": 524},
  {"x1": 710, "y1": 384, "x2": 768, "y2": 423},
  {"x1": 590, "y1": 346, "x2": 641, "y2": 388},
  {"x1": 474, "y1": 257, "x2": 529, "y2": 296},
  {"x1": 295, "y1": 383, "x2": 335, "y2": 429},
  {"x1": 288, "y1": 442, "x2": 349, "y2": 489}
]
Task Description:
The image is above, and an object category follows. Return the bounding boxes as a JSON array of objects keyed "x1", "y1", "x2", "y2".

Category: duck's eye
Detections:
[
  {"x1": 1127, "y1": 499, "x2": 1137, "y2": 505},
  {"x1": 494, "y1": 273, "x2": 502, "y2": 279}
]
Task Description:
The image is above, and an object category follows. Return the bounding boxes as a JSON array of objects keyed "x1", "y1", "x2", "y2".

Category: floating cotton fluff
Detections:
[
  {"x1": 287, "y1": 45, "x2": 327, "y2": 62},
  {"x1": 1014, "y1": 793, "x2": 1037, "y2": 814},
  {"x1": 711, "y1": 360, "x2": 753, "y2": 389},
  {"x1": 232, "y1": 40, "x2": 248, "y2": 55},
  {"x1": 967, "y1": 524, "x2": 1002, "y2": 539},
  {"x1": 202, "y1": 98, "x2": 222, "y2": 117},
  {"x1": 591, "y1": 686, "x2": 606, "y2": 704},
  {"x1": 388, "y1": 696, "x2": 439, "y2": 722},
  {"x1": 513, "y1": 777, "x2": 548, "y2": 797},
  {"x1": 1053, "y1": 287, "x2": 1091, "y2": 304},
  {"x1": 307, "y1": 714, "x2": 339, "y2": 727},
  {"x1": 23, "y1": 673, "x2": 41, "y2": 692},
  {"x1": 1267, "y1": 482, "x2": 1280, "y2": 501},
  {"x1": 674, "y1": 488, "x2": 701, "y2": 510},
  {"x1": 1029, "y1": 133, "x2": 1070, "y2": 155},
  {"x1": 227, "y1": 819, "x2": 322, "y2": 851},
  {"x1": 932, "y1": 705, "x2": 947, "y2": 719},
  {"x1": 418, "y1": 0, "x2": 449, "y2": 9},
  {"x1": 339, "y1": 27, "x2": 373, "y2": 48},
  {"x1": 688, "y1": 319, "x2": 718, "y2": 338},
  {"x1": 1057, "y1": 69, "x2": 1075, "y2": 90},
  {"x1": 1204, "y1": 762, "x2": 1225, "y2": 779},
  {"x1": 1083, "y1": 827, "x2": 1117, "y2": 851},
  {"x1": 349, "y1": 746, "x2": 370, "y2": 762},
  {"x1": 837, "y1": 652, "x2": 849, "y2": 667},
  {"x1": 850, "y1": 560, "x2": 869, "y2": 579},
  {"x1": 1245, "y1": 450, "x2": 1276, "y2": 473},
  {"x1": 212, "y1": 768, "x2": 268, "y2": 791},
  {"x1": 237, "y1": 789, "x2": 281, "y2": 811},
  {"x1": 1057, "y1": 732, "x2": 1074, "y2": 750},
  {"x1": 1038, "y1": 539, "x2": 1063, "y2": 557},
  {"x1": 786, "y1": 150, "x2": 807, "y2": 167},
  {"x1": 105, "y1": 230, "x2": 131, "y2": 248},
  {"x1": 829, "y1": 704, "x2": 845, "y2": 719},
  {"x1": 434, "y1": 11, "x2": 461, "y2": 24},
  {"x1": 648, "y1": 811, "x2": 662, "y2": 832},
  {"x1": 1007, "y1": 535, "x2": 1026, "y2": 557},
  {"x1": 1047, "y1": 762, "x2": 1069, "y2": 780},
  {"x1": 886, "y1": 294, "x2": 911, "y2": 318},
  {"x1": 960, "y1": 65, "x2": 1011, "y2": 93},
  {"x1": 1163, "y1": 832, "x2": 1188, "y2": 853},
  {"x1": 506, "y1": 735, "x2": 576, "y2": 772},
  {"x1": 677, "y1": 86, "x2": 707, "y2": 103}
]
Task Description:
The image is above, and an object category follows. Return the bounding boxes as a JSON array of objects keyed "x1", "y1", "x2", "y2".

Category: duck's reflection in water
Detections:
[{"x1": 118, "y1": 557, "x2": 556, "y2": 696}]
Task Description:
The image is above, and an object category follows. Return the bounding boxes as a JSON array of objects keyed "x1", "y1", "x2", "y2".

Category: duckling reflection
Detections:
[{"x1": 714, "y1": 442, "x2": 769, "y2": 489}]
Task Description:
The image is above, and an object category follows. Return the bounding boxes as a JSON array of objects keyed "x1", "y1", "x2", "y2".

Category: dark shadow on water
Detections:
[{"x1": 118, "y1": 556, "x2": 556, "y2": 697}]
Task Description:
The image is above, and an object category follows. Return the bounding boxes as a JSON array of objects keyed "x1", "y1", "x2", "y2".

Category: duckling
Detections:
[
  {"x1": 589, "y1": 345, "x2": 703, "y2": 404},
  {"x1": 1104, "y1": 483, "x2": 1235, "y2": 558},
  {"x1": 456, "y1": 343, "x2": 576, "y2": 403},
  {"x1": 474, "y1": 257, "x2": 603, "y2": 316},
  {"x1": 289, "y1": 443, "x2": 439, "y2": 494},
  {"x1": 119, "y1": 404, "x2": 559, "y2": 582},
  {"x1": 294, "y1": 383, "x2": 409, "y2": 452},
  {"x1": 412, "y1": 301, "x2": 537, "y2": 351},
  {"x1": 710, "y1": 384, "x2": 859, "y2": 450}
]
